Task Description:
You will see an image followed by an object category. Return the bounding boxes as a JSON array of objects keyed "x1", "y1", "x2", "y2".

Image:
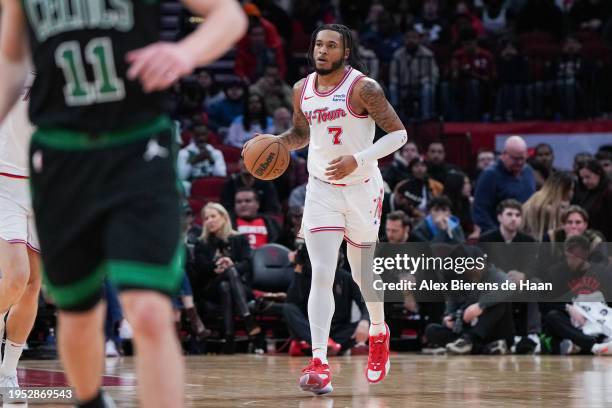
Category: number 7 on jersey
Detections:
[{"x1": 328, "y1": 127, "x2": 343, "y2": 145}]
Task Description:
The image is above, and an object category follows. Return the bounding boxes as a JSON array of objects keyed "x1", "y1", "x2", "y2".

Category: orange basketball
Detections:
[{"x1": 243, "y1": 135, "x2": 290, "y2": 180}]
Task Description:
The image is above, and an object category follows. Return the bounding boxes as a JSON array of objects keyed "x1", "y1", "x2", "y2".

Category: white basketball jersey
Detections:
[
  {"x1": 300, "y1": 67, "x2": 377, "y2": 185},
  {"x1": 0, "y1": 75, "x2": 35, "y2": 177}
]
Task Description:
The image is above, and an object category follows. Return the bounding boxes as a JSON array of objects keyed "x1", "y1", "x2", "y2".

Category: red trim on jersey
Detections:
[
  {"x1": 346, "y1": 75, "x2": 368, "y2": 118},
  {"x1": 27, "y1": 243, "x2": 41, "y2": 253},
  {"x1": 310, "y1": 226, "x2": 345, "y2": 233},
  {"x1": 344, "y1": 236, "x2": 372, "y2": 248},
  {"x1": 312, "y1": 67, "x2": 353, "y2": 97},
  {"x1": 299, "y1": 75, "x2": 310, "y2": 112},
  {"x1": 6, "y1": 239, "x2": 27, "y2": 245},
  {"x1": 0, "y1": 172, "x2": 28, "y2": 179}
]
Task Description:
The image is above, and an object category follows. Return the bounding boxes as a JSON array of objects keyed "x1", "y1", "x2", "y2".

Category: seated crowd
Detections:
[{"x1": 27, "y1": 0, "x2": 612, "y2": 358}]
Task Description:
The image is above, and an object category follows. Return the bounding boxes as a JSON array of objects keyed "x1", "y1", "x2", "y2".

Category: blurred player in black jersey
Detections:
[{"x1": 0, "y1": 1, "x2": 246, "y2": 407}]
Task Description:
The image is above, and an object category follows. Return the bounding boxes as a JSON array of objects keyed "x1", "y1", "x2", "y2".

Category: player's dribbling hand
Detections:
[
  {"x1": 126, "y1": 42, "x2": 196, "y2": 93},
  {"x1": 325, "y1": 155, "x2": 358, "y2": 181},
  {"x1": 241, "y1": 133, "x2": 276, "y2": 158}
]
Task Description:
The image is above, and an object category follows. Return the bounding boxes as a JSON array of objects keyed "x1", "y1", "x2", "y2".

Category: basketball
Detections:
[{"x1": 243, "y1": 135, "x2": 290, "y2": 180}]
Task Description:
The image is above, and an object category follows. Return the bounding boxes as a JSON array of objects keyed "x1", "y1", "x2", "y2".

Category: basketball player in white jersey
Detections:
[
  {"x1": 245, "y1": 24, "x2": 407, "y2": 395},
  {"x1": 0, "y1": 73, "x2": 41, "y2": 390}
]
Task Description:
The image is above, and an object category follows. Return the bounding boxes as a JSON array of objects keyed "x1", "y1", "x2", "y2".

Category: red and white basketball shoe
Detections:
[
  {"x1": 366, "y1": 323, "x2": 390, "y2": 383},
  {"x1": 299, "y1": 358, "x2": 333, "y2": 395}
]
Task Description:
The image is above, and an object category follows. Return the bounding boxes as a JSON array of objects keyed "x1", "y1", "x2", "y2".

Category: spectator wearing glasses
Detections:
[{"x1": 473, "y1": 136, "x2": 536, "y2": 233}]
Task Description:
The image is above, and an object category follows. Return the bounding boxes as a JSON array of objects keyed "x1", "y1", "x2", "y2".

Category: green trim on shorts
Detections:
[
  {"x1": 32, "y1": 115, "x2": 172, "y2": 150},
  {"x1": 42, "y1": 263, "x2": 107, "y2": 309},
  {"x1": 108, "y1": 243, "x2": 184, "y2": 295}
]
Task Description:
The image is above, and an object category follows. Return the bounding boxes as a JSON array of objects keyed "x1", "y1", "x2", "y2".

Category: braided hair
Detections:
[{"x1": 307, "y1": 24, "x2": 368, "y2": 75}]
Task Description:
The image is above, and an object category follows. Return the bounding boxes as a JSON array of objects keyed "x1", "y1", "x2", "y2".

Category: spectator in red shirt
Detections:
[
  {"x1": 232, "y1": 188, "x2": 281, "y2": 249},
  {"x1": 443, "y1": 27, "x2": 496, "y2": 120},
  {"x1": 235, "y1": 6, "x2": 286, "y2": 83}
]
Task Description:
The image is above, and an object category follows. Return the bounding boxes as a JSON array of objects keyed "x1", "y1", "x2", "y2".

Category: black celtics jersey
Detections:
[{"x1": 23, "y1": 0, "x2": 164, "y2": 132}]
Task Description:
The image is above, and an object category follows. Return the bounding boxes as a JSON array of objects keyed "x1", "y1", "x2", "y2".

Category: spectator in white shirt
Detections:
[{"x1": 178, "y1": 125, "x2": 227, "y2": 195}]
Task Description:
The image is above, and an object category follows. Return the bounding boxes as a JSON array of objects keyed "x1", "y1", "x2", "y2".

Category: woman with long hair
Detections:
[
  {"x1": 444, "y1": 170, "x2": 480, "y2": 240},
  {"x1": 225, "y1": 92, "x2": 273, "y2": 148},
  {"x1": 574, "y1": 159, "x2": 612, "y2": 241},
  {"x1": 189, "y1": 202, "x2": 261, "y2": 353},
  {"x1": 521, "y1": 171, "x2": 574, "y2": 241}
]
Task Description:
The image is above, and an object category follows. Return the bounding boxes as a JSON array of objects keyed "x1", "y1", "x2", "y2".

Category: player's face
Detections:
[
  {"x1": 385, "y1": 220, "x2": 408, "y2": 243},
  {"x1": 498, "y1": 208, "x2": 521, "y2": 232},
  {"x1": 564, "y1": 213, "x2": 588, "y2": 237},
  {"x1": 204, "y1": 208, "x2": 225, "y2": 234},
  {"x1": 313, "y1": 30, "x2": 348, "y2": 76}
]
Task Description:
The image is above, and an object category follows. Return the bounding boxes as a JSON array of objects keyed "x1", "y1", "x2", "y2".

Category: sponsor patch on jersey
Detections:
[{"x1": 332, "y1": 94, "x2": 346, "y2": 102}]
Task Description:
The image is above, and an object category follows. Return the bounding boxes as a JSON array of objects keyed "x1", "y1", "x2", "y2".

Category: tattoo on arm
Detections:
[
  {"x1": 278, "y1": 108, "x2": 310, "y2": 150},
  {"x1": 358, "y1": 79, "x2": 405, "y2": 133},
  {"x1": 278, "y1": 79, "x2": 310, "y2": 151}
]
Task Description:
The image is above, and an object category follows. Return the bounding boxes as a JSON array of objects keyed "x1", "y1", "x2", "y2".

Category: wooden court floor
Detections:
[{"x1": 10, "y1": 354, "x2": 612, "y2": 407}]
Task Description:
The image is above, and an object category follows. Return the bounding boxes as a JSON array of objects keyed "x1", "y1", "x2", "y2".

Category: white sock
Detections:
[
  {"x1": 1, "y1": 339, "x2": 24, "y2": 376},
  {"x1": 369, "y1": 322, "x2": 386, "y2": 336},
  {"x1": 312, "y1": 348, "x2": 328, "y2": 364},
  {"x1": 304, "y1": 230, "x2": 344, "y2": 366},
  {"x1": 346, "y1": 244, "x2": 386, "y2": 336}
]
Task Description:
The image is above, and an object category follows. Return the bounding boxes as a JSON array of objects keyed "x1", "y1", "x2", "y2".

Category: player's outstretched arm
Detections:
[
  {"x1": 243, "y1": 78, "x2": 310, "y2": 156},
  {"x1": 127, "y1": 0, "x2": 247, "y2": 93},
  {"x1": 0, "y1": 0, "x2": 29, "y2": 123}
]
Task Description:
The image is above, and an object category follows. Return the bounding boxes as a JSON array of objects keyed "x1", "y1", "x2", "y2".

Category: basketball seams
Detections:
[{"x1": 244, "y1": 137, "x2": 290, "y2": 180}]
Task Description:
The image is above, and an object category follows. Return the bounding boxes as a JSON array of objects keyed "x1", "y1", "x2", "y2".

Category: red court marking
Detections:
[{"x1": 17, "y1": 368, "x2": 136, "y2": 387}]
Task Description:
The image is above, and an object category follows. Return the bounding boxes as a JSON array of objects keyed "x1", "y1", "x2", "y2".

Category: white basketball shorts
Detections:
[
  {"x1": 302, "y1": 171, "x2": 384, "y2": 248},
  {"x1": 0, "y1": 174, "x2": 39, "y2": 251}
]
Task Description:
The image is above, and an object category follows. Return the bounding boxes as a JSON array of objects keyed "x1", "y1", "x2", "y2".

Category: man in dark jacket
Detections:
[
  {"x1": 283, "y1": 245, "x2": 370, "y2": 356},
  {"x1": 424, "y1": 245, "x2": 515, "y2": 355},
  {"x1": 472, "y1": 136, "x2": 536, "y2": 233},
  {"x1": 478, "y1": 199, "x2": 540, "y2": 354}
]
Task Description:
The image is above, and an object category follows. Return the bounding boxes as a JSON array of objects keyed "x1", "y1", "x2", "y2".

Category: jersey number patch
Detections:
[
  {"x1": 55, "y1": 37, "x2": 126, "y2": 106},
  {"x1": 328, "y1": 127, "x2": 343, "y2": 145}
]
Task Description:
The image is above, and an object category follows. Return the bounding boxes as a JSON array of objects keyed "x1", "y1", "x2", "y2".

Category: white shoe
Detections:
[
  {"x1": 0, "y1": 373, "x2": 18, "y2": 388},
  {"x1": 592, "y1": 341, "x2": 612, "y2": 355},
  {"x1": 528, "y1": 334, "x2": 541, "y2": 354},
  {"x1": 105, "y1": 340, "x2": 119, "y2": 357}
]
